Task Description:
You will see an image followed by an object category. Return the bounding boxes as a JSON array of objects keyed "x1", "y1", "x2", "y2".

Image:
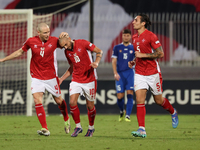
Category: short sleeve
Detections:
[
  {"x1": 21, "y1": 38, "x2": 31, "y2": 52},
  {"x1": 83, "y1": 39, "x2": 95, "y2": 51},
  {"x1": 111, "y1": 45, "x2": 118, "y2": 58},
  {"x1": 150, "y1": 33, "x2": 162, "y2": 50}
]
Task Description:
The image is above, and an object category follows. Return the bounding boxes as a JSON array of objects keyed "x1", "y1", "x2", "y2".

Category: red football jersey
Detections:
[
  {"x1": 132, "y1": 29, "x2": 162, "y2": 75},
  {"x1": 64, "y1": 39, "x2": 97, "y2": 83},
  {"x1": 22, "y1": 36, "x2": 59, "y2": 80}
]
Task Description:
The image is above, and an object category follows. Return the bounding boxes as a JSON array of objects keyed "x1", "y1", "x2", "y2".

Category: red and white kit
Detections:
[
  {"x1": 132, "y1": 29, "x2": 162, "y2": 94},
  {"x1": 22, "y1": 36, "x2": 61, "y2": 96},
  {"x1": 65, "y1": 39, "x2": 97, "y2": 100}
]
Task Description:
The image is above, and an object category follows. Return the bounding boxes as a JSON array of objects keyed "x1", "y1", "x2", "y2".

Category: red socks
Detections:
[
  {"x1": 58, "y1": 100, "x2": 69, "y2": 121},
  {"x1": 87, "y1": 106, "x2": 96, "y2": 126},
  {"x1": 161, "y1": 98, "x2": 174, "y2": 114},
  {"x1": 35, "y1": 104, "x2": 48, "y2": 130},
  {"x1": 136, "y1": 104, "x2": 146, "y2": 127},
  {"x1": 70, "y1": 105, "x2": 80, "y2": 124}
]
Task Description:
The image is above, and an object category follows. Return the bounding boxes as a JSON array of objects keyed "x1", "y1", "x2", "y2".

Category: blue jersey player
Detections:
[{"x1": 112, "y1": 29, "x2": 135, "y2": 122}]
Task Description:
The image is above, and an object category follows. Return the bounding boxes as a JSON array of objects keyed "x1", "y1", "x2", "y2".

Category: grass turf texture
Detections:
[{"x1": 0, "y1": 114, "x2": 199, "y2": 150}]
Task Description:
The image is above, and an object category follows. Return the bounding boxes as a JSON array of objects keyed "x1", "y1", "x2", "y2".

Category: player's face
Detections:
[
  {"x1": 38, "y1": 27, "x2": 50, "y2": 41},
  {"x1": 60, "y1": 38, "x2": 73, "y2": 50},
  {"x1": 122, "y1": 33, "x2": 131, "y2": 43},
  {"x1": 132, "y1": 16, "x2": 144, "y2": 30}
]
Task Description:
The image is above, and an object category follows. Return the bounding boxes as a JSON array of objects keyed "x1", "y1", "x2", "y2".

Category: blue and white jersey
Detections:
[{"x1": 111, "y1": 43, "x2": 135, "y2": 72}]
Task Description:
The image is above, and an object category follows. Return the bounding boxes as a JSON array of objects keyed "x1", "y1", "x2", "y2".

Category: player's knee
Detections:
[
  {"x1": 69, "y1": 99, "x2": 77, "y2": 106},
  {"x1": 86, "y1": 103, "x2": 94, "y2": 110},
  {"x1": 34, "y1": 98, "x2": 42, "y2": 105}
]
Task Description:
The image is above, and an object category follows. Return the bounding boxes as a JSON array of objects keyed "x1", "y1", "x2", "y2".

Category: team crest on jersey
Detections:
[
  {"x1": 142, "y1": 39, "x2": 145, "y2": 42},
  {"x1": 137, "y1": 42, "x2": 139, "y2": 45},
  {"x1": 119, "y1": 50, "x2": 122, "y2": 53},
  {"x1": 78, "y1": 48, "x2": 81, "y2": 52},
  {"x1": 34, "y1": 45, "x2": 37, "y2": 48},
  {"x1": 130, "y1": 50, "x2": 133, "y2": 54},
  {"x1": 48, "y1": 44, "x2": 52, "y2": 48}
]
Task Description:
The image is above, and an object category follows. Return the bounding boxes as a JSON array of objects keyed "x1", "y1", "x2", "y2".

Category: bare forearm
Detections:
[
  {"x1": 145, "y1": 46, "x2": 164, "y2": 59},
  {"x1": 94, "y1": 50, "x2": 103, "y2": 64},
  {"x1": 1, "y1": 49, "x2": 24, "y2": 62},
  {"x1": 60, "y1": 66, "x2": 73, "y2": 81}
]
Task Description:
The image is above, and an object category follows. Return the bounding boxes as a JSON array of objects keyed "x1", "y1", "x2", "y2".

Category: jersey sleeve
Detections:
[
  {"x1": 111, "y1": 45, "x2": 118, "y2": 58},
  {"x1": 150, "y1": 33, "x2": 162, "y2": 50},
  {"x1": 83, "y1": 39, "x2": 95, "y2": 51},
  {"x1": 21, "y1": 38, "x2": 31, "y2": 52}
]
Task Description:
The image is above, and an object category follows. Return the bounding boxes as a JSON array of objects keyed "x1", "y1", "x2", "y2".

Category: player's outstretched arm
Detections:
[
  {"x1": 59, "y1": 63, "x2": 73, "y2": 85},
  {"x1": 90, "y1": 46, "x2": 103, "y2": 69},
  {"x1": 0, "y1": 48, "x2": 24, "y2": 62},
  {"x1": 135, "y1": 46, "x2": 164, "y2": 59}
]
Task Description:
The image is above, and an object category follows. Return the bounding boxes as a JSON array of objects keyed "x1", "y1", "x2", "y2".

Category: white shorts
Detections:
[
  {"x1": 134, "y1": 73, "x2": 162, "y2": 95},
  {"x1": 69, "y1": 81, "x2": 97, "y2": 101},
  {"x1": 31, "y1": 77, "x2": 61, "y2": 97}
]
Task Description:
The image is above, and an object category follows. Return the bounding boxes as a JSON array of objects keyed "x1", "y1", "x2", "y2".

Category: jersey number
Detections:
[
  {"x1": 137, "y1": 46, "x2": 140, "y2": 52},
  {"x1": 123, "y1": 53, "x2": 128, "y2": 59},
  {"x1": 40, "y1": 50, "x2": 44, "y2": 57},
  {"x1": 74, "y1": 54, "x2": 80, "y2": 63}
]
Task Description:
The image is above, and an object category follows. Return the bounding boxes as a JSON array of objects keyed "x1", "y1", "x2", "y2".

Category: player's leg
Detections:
[
  {"x1": 151, "y1": 73, "x2": 179, "y2": 128},
  {"x1": 33, "y1": 92, "x2": 50, "y2": 136},
  {"x1": 125, "y1": 90, "x2": 134, "y2": 122},
  {"x1": 85, "y1": 100, "x2": 96, "y2": 137},
  {"x1": 46, "y1": 77, "x2": 70, "y2": 133},
  {"x1": 131, "y1": 74, "x2": 148, "y2": 138},
  {"x1": 115, "y1": 73, "x2": 126, "y2": 121},
  {"x1": 53, "y1": 95, "x2": 70, "y2": 133},
  {"x1": 31, "y1": 78, "x2": 50, "y2": 136},
  {"x1": 83, "y1": 81, "x2": 97, "y2": 137},
  {"x1": 125, "y1": 69, "x2": 134, "y2": 122},
  {"x1": 117, "y1": 93, "x2": 125, "y2": 121},
  {"x1": 69, "y1": 93, "x2": 82, "y2": 137}
]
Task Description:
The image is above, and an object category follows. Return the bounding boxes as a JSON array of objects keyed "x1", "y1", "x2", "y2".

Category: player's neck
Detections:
[
  {"x1": 137, "y1": 28, "x2": 146, "y2": 36},
  {"x1": 123, "y1": 42, "x2": 130, "y2": 46}
]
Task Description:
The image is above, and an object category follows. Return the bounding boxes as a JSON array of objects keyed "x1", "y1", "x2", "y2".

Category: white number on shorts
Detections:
[
  {"x1": 137, "y1": 46, "x2": 140, "y2": 52},
  {"x1": 89, "y1": 88, "x2": 95, "y2": 99},
  {"x1": 117, "y1": 85, "x2": 121, "y2": 91}
]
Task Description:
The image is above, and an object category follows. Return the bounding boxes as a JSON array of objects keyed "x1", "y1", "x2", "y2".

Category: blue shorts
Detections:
[{"x1": 115, "y1": 69, "x2": 134, "y2": 93}]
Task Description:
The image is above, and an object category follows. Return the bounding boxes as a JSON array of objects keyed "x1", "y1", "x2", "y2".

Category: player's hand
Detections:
[
  {"x1": 135, "y1": 51, "x2": 144, "y2": 58},
  {"x1": 90, "y1": 62, "x2": 99, "y2": 68},
  {"x1": 58, "y1": 78, "x2": 63, "y2": 85},
  {"x1": 0, "y1": 59, "x2": 4, "y2": 62},
  {"x1": 128, "y1": 61, "x2": 135, "y2": 68},
  {"x1": 114, "y1": 73, "x2": 120, "y2": 81},
  {"x1": 59, "y1": 32, "x2": 69, "y2": 39}
]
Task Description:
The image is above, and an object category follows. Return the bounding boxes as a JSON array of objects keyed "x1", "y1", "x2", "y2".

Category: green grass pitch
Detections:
[{"x1": 0, "y1": 114, "x2": 200, "y2": 150}]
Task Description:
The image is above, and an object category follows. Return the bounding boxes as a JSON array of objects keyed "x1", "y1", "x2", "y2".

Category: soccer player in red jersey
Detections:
[
  {"x1": 128, "y1": 14, "x2": 179, "y2": 138},
  {"x1": 0, "y1": 23, "x2": 70, "y2": 136},
  {"x1": 59, "y1": 33, "x2": 103, "y2": 137}
]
